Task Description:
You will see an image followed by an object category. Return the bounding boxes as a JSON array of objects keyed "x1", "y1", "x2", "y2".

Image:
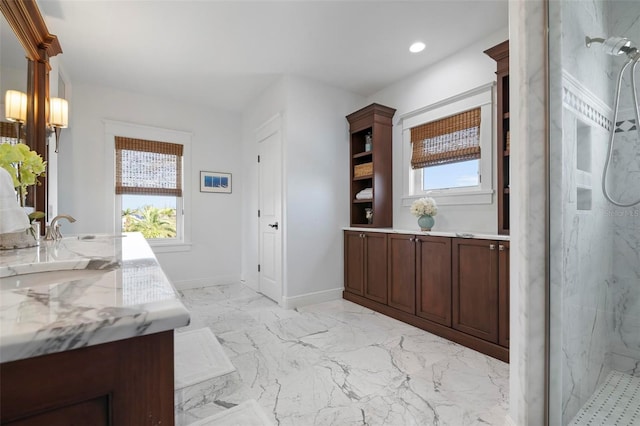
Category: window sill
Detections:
[
  {"x1": 402, "y1": 189, "x2": 494, "y2": 207},
  {"x1": 149, "y1": 241, "x2": 192, "y2": 253}
]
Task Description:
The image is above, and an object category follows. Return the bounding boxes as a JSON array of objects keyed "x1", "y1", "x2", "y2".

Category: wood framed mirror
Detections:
[{"x1": 1, "y1": 0, "x2": 62, "y2": 231}]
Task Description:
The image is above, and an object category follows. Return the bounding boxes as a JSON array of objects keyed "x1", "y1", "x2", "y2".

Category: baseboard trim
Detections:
[
  {"x1": 281, "y1": 287, "x2": 343, "y2": 309},
  {"x1": 172, "y1": 275, "x2": 240, "y2": 290}
]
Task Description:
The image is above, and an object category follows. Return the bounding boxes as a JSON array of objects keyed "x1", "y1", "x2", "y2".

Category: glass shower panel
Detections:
[{"x1": 548, "y1": 1, "x2": 640, "y2": 425}]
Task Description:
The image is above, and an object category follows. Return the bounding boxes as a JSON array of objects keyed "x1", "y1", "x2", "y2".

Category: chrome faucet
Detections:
[{"x1": 45, "y1": 215, "x2": 76, "y2": 240}]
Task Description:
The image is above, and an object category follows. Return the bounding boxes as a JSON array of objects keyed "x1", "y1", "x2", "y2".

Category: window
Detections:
[
  {"x1": 411, "y1": 107, "x2": 481, "y2": 191},
  {"x1": 422, "y1": 160, "x2": 480, "y2": 190},
  {"x1": 115, "y1": 136, "x2": 183, "y2": 241},
  {"x1": 401, "y1": 84, "x2": 494, "y2": 206}
]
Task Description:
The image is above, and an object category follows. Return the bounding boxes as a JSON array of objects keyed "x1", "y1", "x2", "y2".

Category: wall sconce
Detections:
[
  {"x1": 48, "y1": 97, "x2": 68, "y2": 153},
  {"x1": 5, "y1": 90, "x2": 27, "y2": 141}
]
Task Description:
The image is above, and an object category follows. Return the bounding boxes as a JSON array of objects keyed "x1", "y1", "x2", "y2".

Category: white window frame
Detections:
[
  {"x1": 401, "y1": 83, "x2": 495, "y2": 207},
  {"x1": 104, "y1": 120, "x2": 192, "y2": 253}
]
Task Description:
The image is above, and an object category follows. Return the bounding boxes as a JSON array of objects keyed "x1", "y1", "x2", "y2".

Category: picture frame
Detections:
[{"x1": 200, "y1": 171, "x2": 232, "y2": 193}]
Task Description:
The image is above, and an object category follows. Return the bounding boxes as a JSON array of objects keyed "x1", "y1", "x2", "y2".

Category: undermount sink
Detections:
[
  {"x1": 0, "y1": 268, "x2": 114, "y2": 290},
  {"x1": 0, "y1": 257, "x2": 120, "y2": 290}
]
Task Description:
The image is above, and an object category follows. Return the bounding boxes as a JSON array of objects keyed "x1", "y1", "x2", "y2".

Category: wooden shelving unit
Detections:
[
  {"x1": 485, "y1": 40, "x2": 510, "y2": 235},
  {"x1": 346, "y1": 103, "x2": 396, "y2": 228}
]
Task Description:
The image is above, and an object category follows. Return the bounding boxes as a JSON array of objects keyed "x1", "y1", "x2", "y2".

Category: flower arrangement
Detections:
[
  {"x1": 410, "y1": 197, "x2": 438, "y2": 217},
  {"x1": 0, "y1": 143, "x2": 46, "y2": 208}
]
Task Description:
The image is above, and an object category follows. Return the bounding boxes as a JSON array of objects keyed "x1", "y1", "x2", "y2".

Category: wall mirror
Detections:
[
  {"x1": 1, "y1": 14, "x2": 27, "y2": 128},
  {"x1": 0, "y1": 0, "x2": 62, "y2": 228}
]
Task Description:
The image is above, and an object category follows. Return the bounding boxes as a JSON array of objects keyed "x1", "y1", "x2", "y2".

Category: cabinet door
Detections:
[
  {"x1": 498, "y1": 241, "x2": 510, "y2": 347},
  {"x1": 344, "y1": 231, "x2": 364, "y2": 295},
  {"x1": 452, "y1": 239, "x2": 498, "y2": 342},
  {"x1": 364, "y1": 232, "x2": 388, "y2": 304},
  {"x1": 387, "y1": 234, "x2": 416, "y2": 314},
  {"x1": 416, "y1": 236, "x2": 452, "y2": 326}
]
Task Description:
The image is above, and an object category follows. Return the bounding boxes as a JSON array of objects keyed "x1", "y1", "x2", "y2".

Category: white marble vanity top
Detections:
[
  {"x1": 0, "y1": 232, "x2": 190, "y2": 363},
  {"x1": 343, "y1": 227, "x2": 510, "y2": 241}
]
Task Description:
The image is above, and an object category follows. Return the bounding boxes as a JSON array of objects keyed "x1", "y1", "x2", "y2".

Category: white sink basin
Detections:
[{"x1": 0, "y1": 268, "x2": 113, "y2": 290}]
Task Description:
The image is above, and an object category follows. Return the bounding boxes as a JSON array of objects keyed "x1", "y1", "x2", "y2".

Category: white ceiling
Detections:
[{"x1": 33, "y1": 0, "x2": 508, "y2": 113}]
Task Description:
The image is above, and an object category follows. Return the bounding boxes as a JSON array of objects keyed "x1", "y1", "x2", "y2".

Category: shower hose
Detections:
[{"x1": 602, "y1": 53, "x2": 640, "y2": 207}]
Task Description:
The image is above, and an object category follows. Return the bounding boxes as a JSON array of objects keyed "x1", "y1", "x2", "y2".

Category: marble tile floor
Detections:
[{"x1": 174, "y1": 283, "x2": 510, "y2": 426}]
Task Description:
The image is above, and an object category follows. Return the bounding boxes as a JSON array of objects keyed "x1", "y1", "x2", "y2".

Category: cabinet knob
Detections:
[
  {"x1": 499, "y1": 244, "x2": 505, "y2": 251},
  {"x1": 489, "y1": 244, "x2": 496, "y2": 250}
]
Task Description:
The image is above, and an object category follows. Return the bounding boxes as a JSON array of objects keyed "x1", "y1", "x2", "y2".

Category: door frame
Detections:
[{"x1": 255, "y1": 113, "x2": 285, "y2": 304}]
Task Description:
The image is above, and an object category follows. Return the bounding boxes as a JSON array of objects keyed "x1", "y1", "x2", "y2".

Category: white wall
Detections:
[
  {"x1": 240, "y1": 75, "x2": 362, "y2": 305},
  {"x1": 366, "y1": 27, "x2": 509, "y2": 234},
  {"x1": 240, "y1": 77, "x2": 286, "y2": 291},
  {"x1": 58, "y1": 83, "x2": 243, "y2": 287},
  {"x1": 282, "y1": 75, "x2": 362, "y2": 303}
]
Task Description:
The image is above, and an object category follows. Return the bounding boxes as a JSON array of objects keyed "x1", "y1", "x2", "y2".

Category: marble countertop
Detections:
[
  {"x1": 0, "y1": 232, "x2": 190, "y2": 363},
  {"x1": 343, "y1": 227, "x2": 510, "y2": 241}
]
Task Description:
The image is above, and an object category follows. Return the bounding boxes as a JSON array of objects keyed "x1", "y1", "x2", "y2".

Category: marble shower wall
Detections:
[
  {"x1": 608, "y1": 3, "x2": 640, "y2": 377},
  {"x1": 549, "y1": 1, "x2": 640, "y2": 424},
  {"x1": 549, "y1": 0, "x2": 615, "y2": 424}
]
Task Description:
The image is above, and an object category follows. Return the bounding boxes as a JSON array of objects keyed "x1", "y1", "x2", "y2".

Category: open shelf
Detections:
[
  {"x1": 353, "y1": 175, "x2": 373, "y2": 181},
  {"x1": 347, "y1": 103, "x2": 396, "y2": 228},
  {"x1": 485, "y1": 40, "x2": 510, "y2": 235},
  {"x1": 353, "y1": 151, "x2": 373, "y2": 159}
]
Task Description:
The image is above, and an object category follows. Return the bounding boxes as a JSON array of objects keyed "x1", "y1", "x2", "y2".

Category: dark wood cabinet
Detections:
[
  {"x1": 416, "y1": 236, "x2": 452, "y2": 327},
  {"x1": 452, "y1": 238, "x2": 499, "y2": 343},
  {"x1": 498, "y1": 241, "x2": 510, "y2": 347},
  {"x1": 485, "y1": 40, "x2": 510, "y2": 235},
  {"x1": 344, "y1": 230, "x2": 388, "y2": 303},
  {"x1": 387, "y1": 234, "x2": 452, "y2": 320},
  {"x1": 387, "y1": 234, "x2": 416, "y2": 314},
  {"x1": 1, "y1": 331, "x2": 175, "y2": 425},
  {"x1": 346, "y1": 103, "x2": 396, "y2": 228},
  {"x1": 344, "y1": 231, "x2": 365, "y2": 295},
  {"x1": 344, "y1": 232, "x2": 509, "y2": 362},
  {"x1": 452, "y1": 238, "x2": 509, "y2": 348}
]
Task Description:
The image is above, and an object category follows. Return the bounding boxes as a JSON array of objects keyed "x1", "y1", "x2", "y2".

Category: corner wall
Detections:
[{"x1": 240, "y1": 75, "x2": 363, "y2": 306}]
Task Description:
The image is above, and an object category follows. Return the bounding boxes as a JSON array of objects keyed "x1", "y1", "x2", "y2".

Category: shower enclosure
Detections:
[{"x1": 548, "y1": 1, "x2": 640, "y2": 424}]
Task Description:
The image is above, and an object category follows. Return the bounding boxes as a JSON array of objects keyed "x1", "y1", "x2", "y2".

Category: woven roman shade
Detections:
[
  {"x1": 0, "y1": 121, "x2": 21, "y2": 144},
  {"x1": 115, "y1": 136, "x2": 183, "y2": 196},
  {"x1": 410, "y1": 107, "x2": 481, "y2": 169}
]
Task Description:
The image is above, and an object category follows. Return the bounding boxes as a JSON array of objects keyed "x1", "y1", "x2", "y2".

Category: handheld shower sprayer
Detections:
[
  {"x1": 586, "y1": 36, "x2": 639, "y2": 60},
  {"x1": 586, "y1": 35, "x2": 640, "y2": 207}
]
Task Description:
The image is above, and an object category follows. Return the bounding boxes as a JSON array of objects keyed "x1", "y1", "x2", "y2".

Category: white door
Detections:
[{"x1": 257, "y1": 117, "x2": 282, "y2": 303}]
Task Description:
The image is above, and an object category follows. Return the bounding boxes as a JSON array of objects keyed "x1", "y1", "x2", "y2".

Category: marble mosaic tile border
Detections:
[
  {"x1": 562, "y1": 70, "x2": 613, "y2": 132},
  {"x1": 615, "y1": 117, "x2": 637, "y2": 133}
]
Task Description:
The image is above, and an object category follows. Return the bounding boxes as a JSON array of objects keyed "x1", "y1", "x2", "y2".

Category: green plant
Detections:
[
  {"x1": 0, "y1": 143, "x2": 46, "y2": 207},
  {"x1": 122, "y1": 205, "x2": 176, "y2": 239}
]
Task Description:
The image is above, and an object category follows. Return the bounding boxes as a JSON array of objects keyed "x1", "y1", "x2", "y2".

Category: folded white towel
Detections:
[
  {"x1": 0, "y1": 168, "x2": 30, "y2": 233},
  {"x1": 356, "y1": 188, "x2": 373, "y2": 200}
]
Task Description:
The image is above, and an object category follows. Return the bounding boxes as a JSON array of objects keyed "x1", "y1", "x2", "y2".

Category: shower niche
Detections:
[{"x1": 576, "y1": 119, "x2": 593, "y2": 211}]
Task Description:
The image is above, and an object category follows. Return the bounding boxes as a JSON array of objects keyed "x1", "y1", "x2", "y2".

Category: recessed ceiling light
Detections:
[{"x1": 409, "y1": 41, "x2": 426, "y2": 53}]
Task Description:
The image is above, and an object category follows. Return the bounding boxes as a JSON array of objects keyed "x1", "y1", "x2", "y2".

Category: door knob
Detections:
[{"x1": 268, "y1": 222, "x2": 279, "y2": 230}]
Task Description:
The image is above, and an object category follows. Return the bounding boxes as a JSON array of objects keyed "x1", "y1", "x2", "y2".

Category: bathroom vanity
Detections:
[
  {"x1": 344, "y1": 228, "x2": 510, "y2": 362},
  {"x1": 0, "y1": 233, "x2": 190, "y2": 424}
]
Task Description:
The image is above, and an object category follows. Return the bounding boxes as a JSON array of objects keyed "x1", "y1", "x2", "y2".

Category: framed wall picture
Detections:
[{"x1": 200, "y1": 171, "x2": 232, "y2": 193}]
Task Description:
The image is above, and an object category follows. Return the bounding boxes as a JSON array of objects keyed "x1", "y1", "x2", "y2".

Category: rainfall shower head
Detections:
[{"x1": 586, "y1": 36, "x2": 638, "y2": 59}]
